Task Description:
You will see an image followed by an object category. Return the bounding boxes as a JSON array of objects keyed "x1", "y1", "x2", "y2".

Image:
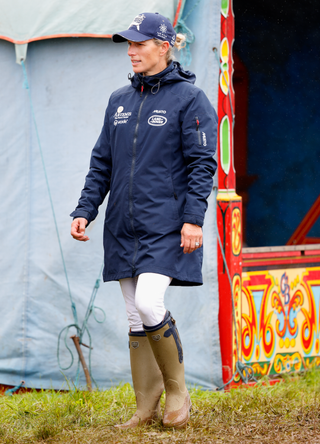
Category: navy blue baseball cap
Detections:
[{"x1": 112, "y1": 12, "x2": 176, "y2": 47}]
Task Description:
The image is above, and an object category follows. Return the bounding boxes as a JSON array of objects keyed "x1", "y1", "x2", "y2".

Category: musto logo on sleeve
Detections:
[
  {"x1": 114, "y1": 106, "x2": 132, "y2": 126},
  {"x1": 148, "y1": 115, "x2": 167, "y2": 126}
]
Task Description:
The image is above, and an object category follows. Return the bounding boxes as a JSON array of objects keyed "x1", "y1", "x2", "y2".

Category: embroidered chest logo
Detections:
[
  {"x1": 129, "y1": 14, "x2": 146, "y2": 31},
  {"x1": 114, "y1": 106, "x2": 132, "y2": 126},
  {"x1": 148, "y1": 115, "x2": 167, "y2": 127}
]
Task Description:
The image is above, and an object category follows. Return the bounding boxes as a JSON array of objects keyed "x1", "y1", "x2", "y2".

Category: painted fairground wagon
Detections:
[{"x1": 216, "y1": 1, "x2": 320, "y2": 387}]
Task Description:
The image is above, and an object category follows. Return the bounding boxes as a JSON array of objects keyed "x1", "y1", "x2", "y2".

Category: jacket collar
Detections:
[
  {"x1": 130, "y1": 62, "x2": 175, "y2": 91},
  {"x1": 129, "y1": 62, "x2": 196, "y2": 94}
]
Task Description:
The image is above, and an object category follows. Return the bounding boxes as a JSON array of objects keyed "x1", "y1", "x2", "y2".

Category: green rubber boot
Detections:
[
  {"x1": 144, "y1": 312, "x2": 192, "y2": 428},
  {"x1": 115, "y1": 331, "x2": 164, "y2": 429}
]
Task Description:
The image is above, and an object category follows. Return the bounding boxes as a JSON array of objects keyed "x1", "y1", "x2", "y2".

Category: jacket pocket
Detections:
[
  {"x1": 105, "y1": 190, "x2": 115, "y2": 219},
  {"x1": 195, "y1": 116, "x2": 202, "y2": 145},
  {"x1": 167, "y1": 176, "x2": 179, "y2": 220}
]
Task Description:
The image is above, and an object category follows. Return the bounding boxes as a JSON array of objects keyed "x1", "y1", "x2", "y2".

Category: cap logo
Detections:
[
  {"x1": 156, "y1": 21, "x2": 170, "y2": 41},
  {"x1": 129, "y1": 14, "x2": 146, "y2": 31},
  {"x1": 159, "y1": 24, "x2": 167, "y2": 34}
]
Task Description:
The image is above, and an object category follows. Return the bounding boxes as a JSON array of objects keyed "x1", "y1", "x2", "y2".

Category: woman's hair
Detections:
[{"x1": 153, "y1": 33, "x2": 186, "y2": 64}]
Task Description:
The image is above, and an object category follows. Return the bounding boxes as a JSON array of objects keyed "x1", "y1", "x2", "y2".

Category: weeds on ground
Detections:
[{"x1": 0, "y1": 370, "x2": 320, "y2": 443}]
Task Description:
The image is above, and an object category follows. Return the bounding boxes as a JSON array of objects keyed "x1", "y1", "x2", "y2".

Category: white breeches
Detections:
[{"x1": 119, "y1": 273, "x2": 172, "y2": 332}]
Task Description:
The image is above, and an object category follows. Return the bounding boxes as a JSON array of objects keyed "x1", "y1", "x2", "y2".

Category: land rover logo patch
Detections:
[
  {"x1": 152, "y1": 334, "x2": 161, "y2": 341},
  {"x1": 148, "y1": 115, "x2": 167, "y2": 127},
  {"x1": 131, "y1": 341, "x2": 139, "y2": 349}
]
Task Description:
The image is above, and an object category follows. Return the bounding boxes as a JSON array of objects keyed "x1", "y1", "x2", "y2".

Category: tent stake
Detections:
[{"x1": 70, "y1": 335, "x2": 92, "y2": 391}]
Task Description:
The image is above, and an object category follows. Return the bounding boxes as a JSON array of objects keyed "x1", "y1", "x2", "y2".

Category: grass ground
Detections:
[{"x1": 0, "y1": 370, "x2": 320, "y2": 443}]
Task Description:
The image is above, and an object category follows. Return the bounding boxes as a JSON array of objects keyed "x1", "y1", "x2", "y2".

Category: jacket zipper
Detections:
[
  {"x1": 129, "y1": 90, "x2": 149, "y2": 276},
  {"x1": 171, "y1": 177, "x2": 178, "y2": 200},
  {"x1": 195, "y1": 116, "x2": 202, "y2": 145}
]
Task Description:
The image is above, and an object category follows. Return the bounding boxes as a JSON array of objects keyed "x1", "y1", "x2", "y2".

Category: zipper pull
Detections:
[
  {"x1": 195, "y1": 116, "x2": 202, "y2": 145},
  {"x1": 195, "y1": 116, "x2": 200, "y2": 131},
  {"x1": 140, "y1": 83, "x2": 144, "y2": 97}
]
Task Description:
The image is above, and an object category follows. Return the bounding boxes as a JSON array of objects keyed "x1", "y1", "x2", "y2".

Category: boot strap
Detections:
[{"x1": 164, "y1": 317, "x2": 183, "y2": 364}]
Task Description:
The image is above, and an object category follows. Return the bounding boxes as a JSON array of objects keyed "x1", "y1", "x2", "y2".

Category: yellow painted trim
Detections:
[{"x1": 216, "y1": 189, "x2": 242, "y2": 202}]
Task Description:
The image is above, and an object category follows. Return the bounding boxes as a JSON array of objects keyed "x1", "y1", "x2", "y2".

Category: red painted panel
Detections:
[{"x1": 243, "y1": 251, "x2": 301, "y2": 259}]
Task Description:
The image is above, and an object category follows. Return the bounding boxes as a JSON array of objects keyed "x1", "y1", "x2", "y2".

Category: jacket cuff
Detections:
[
  {"x1": 183, "y1": 213, "x2": 204, "y2": 227},
  {"x1": 70, "y1": 210, "x2": 92, "y2": 226}
]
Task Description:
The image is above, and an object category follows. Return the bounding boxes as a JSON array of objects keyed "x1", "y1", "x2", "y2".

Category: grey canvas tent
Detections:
[{"x1": 0, "y1": 0, "x2": 223, "y2": 390}]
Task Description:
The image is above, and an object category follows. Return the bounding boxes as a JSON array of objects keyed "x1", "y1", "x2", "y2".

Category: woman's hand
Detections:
[
  {"x1": 71, "y1": 218, "x2": 89, "y2": 242},
  {"x1": 180, "y1": 223, "x2": 203, "y2": 254}
]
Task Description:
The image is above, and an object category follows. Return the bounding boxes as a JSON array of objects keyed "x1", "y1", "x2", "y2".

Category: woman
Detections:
[{"x1": 71, "y1": 12, "x2": 217, "y2": 429}]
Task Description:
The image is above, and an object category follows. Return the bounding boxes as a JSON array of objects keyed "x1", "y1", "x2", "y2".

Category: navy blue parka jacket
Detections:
[{"x1": 71, "y1": 62, "x2": 217, "y2": 286}]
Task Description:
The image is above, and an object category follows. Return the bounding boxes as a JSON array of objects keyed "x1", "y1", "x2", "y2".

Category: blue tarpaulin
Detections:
[{"x1": 0, "y1": 0, "x2": 223, "y2": 390}]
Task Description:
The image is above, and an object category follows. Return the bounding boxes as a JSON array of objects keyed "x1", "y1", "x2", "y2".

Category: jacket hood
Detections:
[{"x1": 129, "y1": 61, "x2": 196, "y2": 93}]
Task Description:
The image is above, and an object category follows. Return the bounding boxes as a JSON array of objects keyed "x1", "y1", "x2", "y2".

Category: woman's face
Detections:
[{"x1": 127, "y1": 40, "x2": 168, "y2": 76}]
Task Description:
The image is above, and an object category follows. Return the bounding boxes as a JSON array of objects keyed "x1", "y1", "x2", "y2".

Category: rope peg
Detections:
[
  {"x1": 80, "y1": 342, "x2": 93, "y2": 350},
  {"x1": 4, "y1": 380, "x2": 25, "y2": 396},
  {"x1": 70, "y1": 335, "x2": 92, "y2": 391}
]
